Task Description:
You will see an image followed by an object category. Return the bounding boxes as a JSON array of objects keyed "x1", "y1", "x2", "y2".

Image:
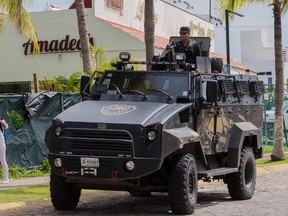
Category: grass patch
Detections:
[
  {"x1": 263, "y1": 145, "x2": 288, "y2": 154},
  {"x1": 0, "y1": 185, "x2": 50, "y2": 204},
  {"x1": 256, "y1": 157, "x2": 288, "y2": 166}
]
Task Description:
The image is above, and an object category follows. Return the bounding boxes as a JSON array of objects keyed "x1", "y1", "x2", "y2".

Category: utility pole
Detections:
[{"x1": 225, "y1": 9, "x2": 244, "y2": 74}]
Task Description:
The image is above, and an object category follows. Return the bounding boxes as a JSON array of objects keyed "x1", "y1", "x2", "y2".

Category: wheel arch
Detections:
[
  {"x1": 163, "y1": 127, "x2": 208, "y2": 166},
  {"x1": 227, "y1": 122, "x2": 262, "y2": 168}
]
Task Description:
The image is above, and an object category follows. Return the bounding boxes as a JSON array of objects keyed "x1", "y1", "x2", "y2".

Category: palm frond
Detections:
[
  {"x1": 216, "y1": 0, "x2": 268, "y2": 20},
  {"x1": 0, "y1": 0, "x2": 38, "y2": 53},
  {"x1": 19, "y1": 9, "x2": 39, "y2": 53},
  {"x1": 65, "y1": 72, "x2": 83, "y2": 92},
  {"x1": 0, "y1": 14, "x2": 4, "y2": 37},
  {"x1": 281, "y1": 0, "x2": 288, "y2": 14}
]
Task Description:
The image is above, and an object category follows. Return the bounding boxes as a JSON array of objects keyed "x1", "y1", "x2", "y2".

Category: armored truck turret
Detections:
[{"x1": 45, "y1": 37, "x2": 264, "y2": 215}]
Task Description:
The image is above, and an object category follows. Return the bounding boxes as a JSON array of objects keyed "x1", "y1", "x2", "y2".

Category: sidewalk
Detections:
[{"x1": 0, "y1": 176, "x2": 49, "y2": 190}]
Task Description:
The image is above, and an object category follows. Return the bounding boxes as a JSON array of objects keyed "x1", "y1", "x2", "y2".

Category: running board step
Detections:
[{"x1": 198, "y1": 167, "x2": 238, "y2": 178}]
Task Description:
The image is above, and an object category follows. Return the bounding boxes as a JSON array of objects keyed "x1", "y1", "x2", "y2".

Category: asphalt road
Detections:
[{"x1": 1, "y1": 165, "x2": 288, "y2": 216}]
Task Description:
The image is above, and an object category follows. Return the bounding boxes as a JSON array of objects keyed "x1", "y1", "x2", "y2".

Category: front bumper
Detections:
[{"x1": 48, "y1": 153, "x2": 163, "y2": 181}]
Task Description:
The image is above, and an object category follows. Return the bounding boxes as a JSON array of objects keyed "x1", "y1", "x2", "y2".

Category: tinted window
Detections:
[{"x1": 101, "y1": 71, "x2": 189, "y2": 97}]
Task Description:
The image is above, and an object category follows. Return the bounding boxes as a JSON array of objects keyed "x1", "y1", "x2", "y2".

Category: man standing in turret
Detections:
[{"x1": 174, "y1": 26, "x2": 202, "y2": 65}]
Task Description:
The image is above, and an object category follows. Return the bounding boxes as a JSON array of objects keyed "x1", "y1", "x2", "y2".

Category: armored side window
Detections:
[
  {"x1": 234, "y1": 81, "x2": 250, "y2": 97},
  {"x1": 249, "y1": 81, "x2": 264, "y2": 97},
  {"x1": 218, "y1": 79, "x2": 235, "y2": 95}
]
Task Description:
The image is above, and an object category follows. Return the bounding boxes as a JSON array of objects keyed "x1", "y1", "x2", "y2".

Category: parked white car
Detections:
[
  {"x1": 263, "y1": 100, "x2": 288, "y2": 140},
  {"x1": 264, "y1": 100, "x2": 288, "y2": 128}
]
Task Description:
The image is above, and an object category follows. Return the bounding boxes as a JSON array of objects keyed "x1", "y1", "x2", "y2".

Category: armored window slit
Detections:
[
  {"x1": 218, "y1": 80, "x2": 235, "y2": 95},
  {"x1": 234, "y1": 81, "x2": 250, "y2": 96}
]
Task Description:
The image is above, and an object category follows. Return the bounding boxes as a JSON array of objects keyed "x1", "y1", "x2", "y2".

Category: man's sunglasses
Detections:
[{"x1": 180, "y1": 32, "x2": 188, "y2": 35}]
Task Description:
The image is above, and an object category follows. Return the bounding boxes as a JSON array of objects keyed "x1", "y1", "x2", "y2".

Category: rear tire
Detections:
[
  {"x1": 168, "y1": 154, "x2": 198, "y2": 215},
  {"x1": 50, "y1": 172, "x2": 81, "y2": 210},
  {"x1": 227, "y1": 148, "x2": 256, "y2": 200}
]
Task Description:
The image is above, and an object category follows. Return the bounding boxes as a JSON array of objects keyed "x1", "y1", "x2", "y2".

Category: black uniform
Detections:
[{"x1": 173, "y1": 40, "x2": 202, "y2": 65}]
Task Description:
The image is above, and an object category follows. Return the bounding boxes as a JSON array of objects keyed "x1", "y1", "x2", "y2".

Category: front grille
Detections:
[{"x1": 59, "y1": 128, "x2": 134, "y2": 156}]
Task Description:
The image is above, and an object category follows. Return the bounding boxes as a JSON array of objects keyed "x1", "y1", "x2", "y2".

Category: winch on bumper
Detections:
[{"x1": 48, "y1": 154, "x2": 163, "y2": 180}]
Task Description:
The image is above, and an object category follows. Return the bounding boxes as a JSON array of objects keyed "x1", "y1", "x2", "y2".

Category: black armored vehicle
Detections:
[{"x1": 45, "y1": 37, "x2": 264, "y2": 215}]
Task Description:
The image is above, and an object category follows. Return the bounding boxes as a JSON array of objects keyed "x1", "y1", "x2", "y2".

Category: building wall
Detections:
[
  {"x1": 241, "y1": 30, "x2": 288, "y2": 87},
  {"x1": 241, "y1": 30, "x2": 275, "y2": 85},
  {"x1": 94, "y1": 0, "x2": 215, "y2": 50},
  {"x1": 0, "y1": 1, "x2": 214, "y2": 83},
  {"x1": 0, "y1": 9, "x2": 145, "y2": 82}
]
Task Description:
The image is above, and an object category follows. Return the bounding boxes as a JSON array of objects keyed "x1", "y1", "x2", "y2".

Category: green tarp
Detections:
[{"x1": 0, "y1": 93, "x2": 81, "y2": 168}]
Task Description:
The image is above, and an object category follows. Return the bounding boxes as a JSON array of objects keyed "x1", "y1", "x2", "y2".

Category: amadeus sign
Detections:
[{"x1": 23, "y1": 35, "x2": 94, "y2": 56}]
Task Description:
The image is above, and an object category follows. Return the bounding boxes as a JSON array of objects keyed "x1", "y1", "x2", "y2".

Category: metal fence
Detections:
[
  {"x1": 262, "y1": 90, "x2": 288, "y2": 146},
  {"x1": 0, "y1": 93, "x2": 81, "y2": 168}
]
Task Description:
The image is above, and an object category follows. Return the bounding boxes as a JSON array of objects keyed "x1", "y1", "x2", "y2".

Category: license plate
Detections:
[{"x1": 81, "y1": 157, "x2": 99, "y2": 167}]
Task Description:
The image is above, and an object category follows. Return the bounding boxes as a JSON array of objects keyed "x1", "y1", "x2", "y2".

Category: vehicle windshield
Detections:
[{"x1": 100, "y1": 71, "x2": 190, "y2": 97}]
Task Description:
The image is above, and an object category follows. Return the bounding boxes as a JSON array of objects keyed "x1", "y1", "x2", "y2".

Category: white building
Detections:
[
  {"x1": 241, "y1": 30, "x2": 288, "y2": 86},
  {"x1": 0, "y1": 0, "x2": 213, "y2": 83},
  {"x1": 0, "y1": 0, "x2": 255, "y2": 92}
]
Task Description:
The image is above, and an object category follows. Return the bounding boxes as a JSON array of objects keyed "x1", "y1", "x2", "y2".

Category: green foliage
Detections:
[
  {"x1": 0, "y1": 158, "x2": 51, "y2": 179},
  {"x1": 51, "y1": 72, "x2": 83, "y2": 92},
  {"x1": 91, "y1": 45, "x2": 138, "y2": 74},
  {"x1": 7, "y1": 165, "x2": 27, "y2": 178},
  {"x1": 40, "y1": 72, "x2": 83, "y2": 92},
  {"x1": 264, "y1": 100, "x2": 274, "y2": 110},
  {"x1": 6, "y1": 110, "x2": 24, "y2": 131},
  {"x1": 91, "y1": 45, "x2": 119, "y2": 72},
  {"x1": 37, "y1": 157, "x2": 51, "y2": 173}
]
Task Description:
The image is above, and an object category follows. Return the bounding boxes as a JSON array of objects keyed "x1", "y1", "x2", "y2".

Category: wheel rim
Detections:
[
  {"x1": 188, "y1": 169, "x2": 196, "y2": 202},
  {"x1": 245, "y1": 159, "x2": 254, "y2": 188}
]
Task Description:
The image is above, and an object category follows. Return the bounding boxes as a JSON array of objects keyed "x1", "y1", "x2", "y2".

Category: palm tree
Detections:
[
  {"x1": 217, "y1": 0, "x2": 286, "y2": 161},
  {"x1": 144, "y1": 0, "x2": 155, "y2": 70},
  {"x1": 0, "y1": 0, "x2": 39, "y2": 52},
  {"x1": 74, "y1": 0, "x2": 93, "y2": 74}
]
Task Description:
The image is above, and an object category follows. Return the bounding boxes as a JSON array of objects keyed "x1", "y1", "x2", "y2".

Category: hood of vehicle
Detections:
[{"x1": 55, "y1": 100, "x2": 190, "y2": 125}]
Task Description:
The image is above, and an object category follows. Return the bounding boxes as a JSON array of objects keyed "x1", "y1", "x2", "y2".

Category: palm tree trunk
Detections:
[
  {"x1": 16, "y1": 0, "x2": 23, "y2": 30},
  {"x1": 144, "y1": 0, "x2": 155, "y2": 70},
  {"x1": 75, "y1": 0, "x2": 93, "y2": 74},
  {"x1": 271, "y1": 0, "x2": 286, "y2": 160}
]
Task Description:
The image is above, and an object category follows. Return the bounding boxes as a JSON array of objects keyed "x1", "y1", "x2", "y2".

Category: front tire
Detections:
[
  {"x1": 227, "y1": 147, "x2": 256, "y2": 200},
  {"x1": 168, "y1": 154, "x2": 198, "y2": 215},
  {"x1": 50, "y1": 172, "x2": 81, "y2": 210}
]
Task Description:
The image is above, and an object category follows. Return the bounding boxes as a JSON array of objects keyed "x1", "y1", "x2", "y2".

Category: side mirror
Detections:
[
  {"x1": 80, "y1": 76, "x2": 90, "y2": 97},
  {"x1": 202, "y1": 80, "x2": 218, "y2": 103}
]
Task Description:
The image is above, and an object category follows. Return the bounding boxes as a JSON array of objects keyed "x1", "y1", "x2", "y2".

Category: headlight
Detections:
[
  {"x1": 125, "y1": 160, "x2": 135, "y2": 171},
  {"x1": 147, "y1": 131, "x2": 157, "y2": 141},
  {"x1": 55, "y1": 127, "x2": 62, "y2": 136},
  {"x1": 54, "y1": 158, "x2": 62, "y2": 167}
]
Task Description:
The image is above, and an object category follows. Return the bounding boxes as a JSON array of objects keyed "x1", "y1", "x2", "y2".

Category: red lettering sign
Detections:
[{"x1": 106, "y1": 0, "x2": 123, "y2": 11}]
